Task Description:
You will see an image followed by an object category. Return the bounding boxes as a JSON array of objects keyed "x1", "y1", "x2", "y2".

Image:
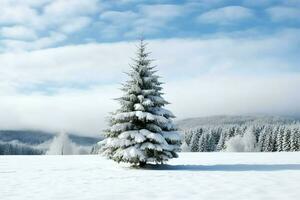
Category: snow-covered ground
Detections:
[{"x1": 1, "y1": 153, "x2": 300, "y2": 200}]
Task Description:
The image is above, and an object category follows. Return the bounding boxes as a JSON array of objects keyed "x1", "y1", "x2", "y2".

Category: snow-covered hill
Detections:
[
  {"x1": 1, "y1": 153, "x2": 300, "y2": 200},
  {"x1": 0, "y1": 130, "x2": 101, "y2": 155},
  {"x1": 176, "y1": 115, "x2": 299, "y2": 130}
]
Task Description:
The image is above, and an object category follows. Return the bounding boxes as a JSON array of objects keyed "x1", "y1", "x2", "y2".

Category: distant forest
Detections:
[
  {"x1": 183, "y1": 123, "x2": 300, "y2": 152},
  {"x1": 0, "y1": 130, "x2": 100, "y2": 155}
]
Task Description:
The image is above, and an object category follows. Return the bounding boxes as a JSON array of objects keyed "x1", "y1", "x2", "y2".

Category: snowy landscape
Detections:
[
  {"x1": 1, "y1": 0, "x2": 300, "y2": 200},
  {"x1": 1, "y1": 153, "x2": 300, "y2": 200}
]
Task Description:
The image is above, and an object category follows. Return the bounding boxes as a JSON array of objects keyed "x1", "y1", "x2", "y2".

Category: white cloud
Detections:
[
  {"x1": 139, "y1": 4, "x2": 183, "y2": 20},
  {"x1": 0, "y1": 0, "x2": 51, "y2": 8},
  {"x1": 43, "y1": 0, "x2": 100, "y2": 18},
  {"x1": 100, "y1": 11, "x2": 138, "y2": 23},
  {"x1": 34, "y1": 0, "x2": 101, "y2": 32},
  {"x1": 266, "y1": 6, "x2": 300, "y2": 22},
  {"x1": 98, "y1": 11, "x2": 139, "y2": 38},
  {"x1": 1, "y1": 73, "x2": 299, "y2": 136},
  {"x1": 1, "y1": 32, "x2": 66, "y2": 51},
  {"x1": 197, "y1": 6, "x2": 255, "y2": 25},
  {"x1": 131, "y1": 4, "x2": 183, "y2": 35},
  {"x1": 98, "y1": 4, "x2": 184, "y2": 38},
  {"x1": 0, "y1": 85, "x2": 120, "y2": 136},
  {"x1": 0, "y1": 0, "x2": 102, "y2": 51},
  {"x1": 0, "y1": 29, "x2": 299, "y2": 135},
  {"x1": 165, "y1": 74, "x2": 300, "y2": 120},
  {"x1": 0, "y1": 29, "x2": 298, "y2": 89},
  {"x1": 60, "y1": 17, "x2": 92, "y2": 33},
  {"x1": 0, "y1": 41, "x2": 133, "y2": 86},
  {"x1": 0, "y1": 25, "x2": 37, "y2": 40},
  {"x1": 0, "y1": 4, "x2": 38, "y2": 25}
]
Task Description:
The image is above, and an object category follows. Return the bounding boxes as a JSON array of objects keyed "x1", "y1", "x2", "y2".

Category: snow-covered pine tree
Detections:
[
  {"x1": 184, "y1": 129, "x2": 194, "y2": 146},
  {"x1": 262, "y1": 126, "x2": 274, "y2": 152},
  {"x1": 216, "y1": 131, "x2": 226, "y2": 151},
  {"x1": 207, "y1": 129, "x2": 216, "y2": 152},
  {"x1": 282, "y1": 128, "x2": 291, "y2": 151},
  {"x1": 276, "y1": 126, "x2": 285, "y2": 152},
  {"x1": 297, "y1": 127, "x2": 300, "y2": 151},
  {"x1": 198, "y1": 132, "x2": 208, "y2": 152},
  {"x1": 258, "y1": 127, "x2": 267, "y2": 151},
  {"x1": 272, "y1": 126, "x2": 279, "y2": 152},
  {"x1": 190, "y1": 128, "x2": 202, "y2": 152},
  {"x1": 100, "y1": 40, "x2": 182, "y2": 166},
  {"x1": 290, "y1": 127, "x2": 299, "y2": 151}
]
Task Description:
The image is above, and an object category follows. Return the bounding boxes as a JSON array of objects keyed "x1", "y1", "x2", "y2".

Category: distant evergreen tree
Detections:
[
  {"x1": 190, "y1": 129, "x2": 202, "y2": 152},
  {"x1": 290, "y1": 127, "x2": 299, "y2": 151},
  {"x1": 212, "y1": 127, "x2": 221, "y2": 147},
  {"x1": 297, "y1": 127, "x2": 300, "y2": 151},
  {"x1": 258, "y1": 128, "x2": 267, "y2": 151},
  {"x1": 198, "y1": 132, "x2": 208, "y2": 152},
  {"x1": 272, "y1": 126, "x2": 280, "y2": 152},
  {"x1": 276, "y1": 127, "x2": 285, "y2": 152},
  {"x1": 100, "y1": 40, "x2": 181, "y2": 166},
  {"x1": 282, "y1": 128, "x2": 291, "y2": 151},
  {"x1": 263, "y1": 126, "x2": 274, "y2": 152},
  {"x1": 207, "y1": 131, "x2": 216, "y2": 152},
  {"x1": 184, "y1": 129, "x2": 194, "y2": 146},
  {"x1": 228, "y1": 126, "x2": 236, "y2": 138},
  {"x1": 253, "y1": 125, "x2": 264, "y2": 143},
  {"x1": 216, "y1": 132, "x2": 226, "y2": 151}
]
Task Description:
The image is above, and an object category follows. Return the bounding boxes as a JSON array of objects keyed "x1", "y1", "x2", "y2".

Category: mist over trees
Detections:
[{"x1": 46, "y1": 132, "x2": 89, "y2": 155}]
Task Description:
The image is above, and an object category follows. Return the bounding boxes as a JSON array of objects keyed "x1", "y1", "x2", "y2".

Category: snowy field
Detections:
[{"x1": 1, "y1": 153, "x2": 300, "y2": 200}]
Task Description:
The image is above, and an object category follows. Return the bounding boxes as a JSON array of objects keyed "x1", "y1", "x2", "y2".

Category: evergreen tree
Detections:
[
  {"x1": 216, "y1": 131, "x2": 226, "y2": 151},
  {"x1": 263, "y1": 126, "x2": 274, "y2": 152},
  {"x1": 190, "y1": 129, "x2": 202, "y2": 152},
  {"x1": 272, "y1": 126, "x2": 280, "y2": 152},
  {"x1": 184, "y1": 129, "x2": 194, "y2": 146},
  {"x1": 213, "y1": 127, "x2": 222, "y2": 147},
  {"x1": 207, "y1": 131, "x2": 216, "y2": 152},
  {"x1": 282, "y1": 128, "x2": 291, "y2": 151},
  {"x1": 100, "y1": 40, "x2": 181, "y2": 166},
  {"x1": 276, "y1": 126, "x2": 285, "y2": 152},
  {"x1": 228, "y1": 126, "x2": 236, "y2": 138},
  {"x1": 198, "y1": 132, "x2": 208, "y2": 152},
  {"x1": 290, "y1": 127, "x2": 299, "y2": 151},
  {"x1": 296, "y1": 127, "x2": 300, "y2": 151},
  {"x1": 258, "y1": 128, "x2": 267, "y2": 151}
]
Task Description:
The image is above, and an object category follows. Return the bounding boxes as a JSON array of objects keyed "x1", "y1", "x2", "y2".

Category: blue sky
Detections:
[
  {"x1": 0, "y1": 0, "x2": 299, "y2": 135},
  {"x1": 0, "y1": 0, "x2": 299, "y2": 48}
]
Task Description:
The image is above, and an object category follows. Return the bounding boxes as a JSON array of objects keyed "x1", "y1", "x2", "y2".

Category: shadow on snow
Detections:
[{"x1": 143, "y1": 164, "x2": 300, "y2": 171}]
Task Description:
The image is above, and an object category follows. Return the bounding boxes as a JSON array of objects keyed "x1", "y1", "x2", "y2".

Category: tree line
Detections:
[
  {"x1": 183, "y1": 123, "x2": 300, "y2": 152},
  {"x1": 0, "y1": 142, "x2": 44, "y2": 155}
]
